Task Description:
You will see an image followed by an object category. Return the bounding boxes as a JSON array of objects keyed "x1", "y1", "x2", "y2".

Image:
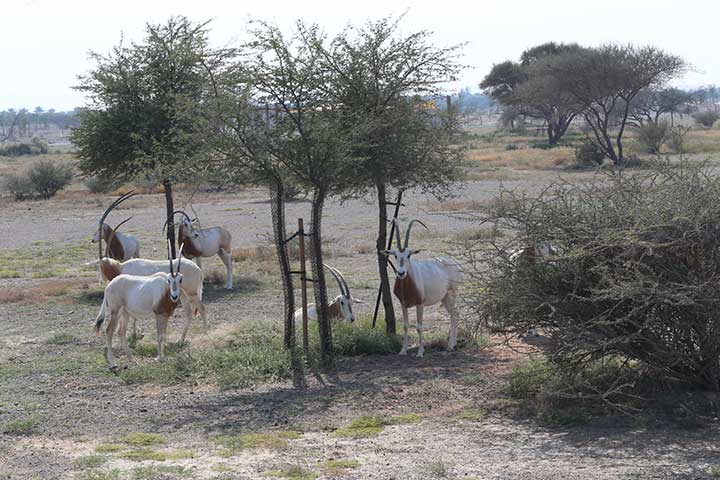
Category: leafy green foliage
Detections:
[{"x1": 574, "y1": 140, "x2": 605, "y2": 166}]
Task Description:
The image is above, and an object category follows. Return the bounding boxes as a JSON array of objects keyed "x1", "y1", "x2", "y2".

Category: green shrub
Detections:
[
  {"x1": 574, "y1": 140, "x2": 605, "y2": 166},
  {"x1": 28, "y1": 160, "x2": 73, "y2": 198},
  {"x1": 5, "y1": 174, "x2": 34, "y2": 200},
  {"x1": 635, "y1": 122, "x2": 668, "y2": 154},
  {"x1": 504, "y1": 144, "x2": 518, "y2": 151},
  {"x1": 0, "y1": 137, "x2": 48, "y2": 156},
  {"x1": 692, "y1": 110, "x2": 719, "y2": 128}
]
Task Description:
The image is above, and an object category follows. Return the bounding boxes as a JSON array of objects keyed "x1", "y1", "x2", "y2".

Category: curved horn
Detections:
[
  {"x1": 324, "y1": 264, "x2": 346, "y2": 297},
  {"x1": 404, "y1": 219, "x2": 429, "y2": 250},
  {"x1": 167, "y1": 239, "x2": 174, "y2": 275},
  {"x1": 97, "y1": 191, "x2": 136, "y2": 260},
  {"x1": 176, "y1": 243, "x2": 184, "y2": 274},
  {"x1": 162, "y1": 210, "x2": 193, "y2": 234},
  {"x1": 392, "y1": 219, "x2": 402, "y2": 250},
  {"x1": 105, "y1": 216, "x2": 133, "y2": 259},
  {"x1": 332, "y1": 267, "x2": 351, "y2": 299}
]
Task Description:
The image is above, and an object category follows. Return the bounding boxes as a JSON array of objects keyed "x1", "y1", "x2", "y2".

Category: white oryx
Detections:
[
  {"x1": 382, "y1": 219, "x2": 463, "y2": 357},
  {"x1": 509, "y1": 242, "x2": 560, "y2": 337},
  {"x1": 293, "y1": 264, "x2": 362, "y2": 323},
  {"x1": 95, "y1": 242, "x2": 184, "y2": 371},
  {"x1": 166, "y1": 210, "x2": 233, "y2": 290},
  {"x1": 93, "y1": 193, "x2": 207, "y2": 343}
]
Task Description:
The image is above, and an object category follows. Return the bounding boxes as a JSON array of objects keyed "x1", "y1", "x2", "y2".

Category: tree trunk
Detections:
[
  {"x1": 310, "y1": 188, "x2": 333, "y2": 367},
  {"x1": 163, "y1": 180, "x2": 176, "y2": 259},
  {"x1": 547, "y1": 126, "x2": 558, "y2": 146},
  {"x1": 269, "y1": 180, "x2": 295, "y2": 350},
  {"x1": 376, "y1": 182, "x2": 397, "y2": 334}
]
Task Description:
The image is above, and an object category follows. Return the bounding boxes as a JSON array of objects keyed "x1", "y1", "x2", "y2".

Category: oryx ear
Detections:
[
  {"x1": 380, "y1": 250, "x2": 392, "y2": 256},
  {"x1": 352, "y1": 298, "x2": 364, "y2": 304},
  {"x1": 410, "y1": 249, "x2": 422, "y2": 255}
]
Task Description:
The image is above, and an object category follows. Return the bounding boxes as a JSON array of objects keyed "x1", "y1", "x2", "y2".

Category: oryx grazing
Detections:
[
  {"x1": 166, "y1": 210, "x2": 233, "y2": 290},
  {"x1": 92, "y1": 192, "x2": 141, "y2": 261},
  {"x1": 95, "y1": 242, "x2": 185, "y2": 371},
  {"x1": 293, "y1": 264, "x2": 362, "y2": 323},
  {"x1": 382, "y1": 219, "x2": 463, "y2": 357},
  {"x1": 94, "y1": 193, "x2": 207, "y2": 343}
]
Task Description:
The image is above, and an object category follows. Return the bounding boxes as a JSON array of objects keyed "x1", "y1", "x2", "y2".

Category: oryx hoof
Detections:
[
  {"x1": 416, "y1": 350, "x2": 425, "y2": 358},
  {"x1": 154, "y1": 356, "x2": 164, "y2": 363},
  {"x1": 108, "y1": 365, "x2": 119, "y2": 374},
  {"x1": 399, "y1": 349, "x2": 408, "y2": 356}
]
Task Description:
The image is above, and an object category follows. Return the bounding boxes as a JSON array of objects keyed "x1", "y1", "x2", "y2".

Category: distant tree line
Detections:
[
  {"x1": 481, "y1": 42, "x2": 689, "y2": 164},
  {"x1": 0, "y1": 108, "x2": 78, "y2": 141}
]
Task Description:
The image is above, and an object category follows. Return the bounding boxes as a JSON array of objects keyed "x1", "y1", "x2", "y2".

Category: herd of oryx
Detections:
[{"x1": 90, "y1": 191, "x2": 466, "y2": 371}]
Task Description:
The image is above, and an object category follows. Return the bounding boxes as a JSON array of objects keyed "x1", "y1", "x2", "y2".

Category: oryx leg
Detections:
[
  {"x1": 218, "y1": 249, "x2": 233, "y2": 290},
  {"x1": 155, "y1": 314, "x2": 169, "y2": 362},
  {"x1": 117, "y1": 308, "x2": 133, "y2": 361},
  {"x1": 416, "y1": 305, "x2": 425, "y2": 358},
  {"x1": 179, "y1": 292, "x2": 193, "y2": 343},
  {"x1": 400, "y1": 306, "x2": 409, "y2": 355},
  {"x1": 443, "y1": 293, "x2": 459, "y2": 352},
  {"x1": 104, "y1": 308, "x2": 119, "y2": 370}
]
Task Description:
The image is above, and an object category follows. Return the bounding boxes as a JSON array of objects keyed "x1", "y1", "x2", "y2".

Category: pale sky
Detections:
[{"x1": 1, "y1": 0, "x2": 717, "y2": 111}]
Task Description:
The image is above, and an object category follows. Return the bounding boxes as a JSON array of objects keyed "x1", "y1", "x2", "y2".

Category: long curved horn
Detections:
[
  {"x1": 404, "y1": 219, "x2": 429, "y2": 250},
  {"x1": 392, "y1": 219, "x2": 402, "y2": 250},
  {"x1": 167, "y1": 239, "x2": 174, "y2": 275},
  {"x1": 332, "y1": 267, "x2": 351, "y2": 299},
  {"x1": 105, "y1": 216, "x2": 133, "y2": 259},
  {"x1": 97, "y1": 191, "x2": 136, "y2": 260},
  {"x1": 324, "y1": 264, "x2": 346, "y2": 297},
  {"x1": 176, "y1": 243, "x2": 184, "y2": 274},
  {"x1": 162, "y1": 210, "x2": 193, "y2": 234}
]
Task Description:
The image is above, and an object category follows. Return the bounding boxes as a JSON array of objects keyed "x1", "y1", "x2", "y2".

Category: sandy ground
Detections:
[{"x1": 2, "y1": 176, "x2": 720, "y2": 479}]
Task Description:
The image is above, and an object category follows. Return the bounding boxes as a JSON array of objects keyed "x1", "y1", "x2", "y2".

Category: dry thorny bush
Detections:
[{"x1": 460, "y1": 158, "x2": 720, "y2": 409}]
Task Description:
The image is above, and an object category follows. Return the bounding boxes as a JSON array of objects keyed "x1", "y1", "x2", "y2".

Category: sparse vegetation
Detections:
[
  {"x1": 2, "y1": 415, "x2": 40, "y2": 435},
  {"x1": 213, "y1": 431, "x2": 300, "y2": 454},
  {"x1": 74, "y1": 454, "x2": 109, "y2": 469},
  {"x1": 693, "y1": 110, "x2": 719, "y2": 128},
  {"x1": 266, "y1": 466, "x2": 318, "y2": 480},
  {"x1": 334, "y1": 413, "x2": 421, "y2": 438}
]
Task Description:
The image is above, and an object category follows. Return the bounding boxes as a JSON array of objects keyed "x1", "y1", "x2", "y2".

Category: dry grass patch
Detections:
[
  {"x1": 423, "y1": 199, "x2": 488, "y2": 213},
  {"x1": 466, "y1": 146, "x2": 574, "y2": 169},
  {"x1": 0, "y1": 275, "x2": 81, "y2": 303}
]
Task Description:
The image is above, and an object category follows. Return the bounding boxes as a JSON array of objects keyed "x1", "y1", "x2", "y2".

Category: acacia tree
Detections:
[
  {"x1": 319, "y1": 17, "x2": 465, "y2": 333},
  {"x1": 481, "y1": 43, "x2": 582, "y2": 145},
  {"x1": 627, "y1": 87, "x2": 693, "y2": 127},
  {"x1": 548, "y1": 44, "x2": 686, "y2": 165},
  {"x1": 71, "y1": 16, "x2": 224, "y2": 256},
  {"x1": 244, "y1": 22, "x2": 361, "y2": 366},
  {"x1": 203, "y1": 59, "x2": 300, "y2": 352}
]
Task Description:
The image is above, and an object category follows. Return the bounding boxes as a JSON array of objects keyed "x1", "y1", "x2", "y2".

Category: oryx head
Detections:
[
  {"x1": 381, "y1": 219, "x2": 428, "y2": 279},
  {"x1": 95, "y1": 191, "x2": 136, "y2": 260},
  {"x1": 167, "y1": 241, "x2": 184, "y2": 303},
  {"x1": 164, "y1": 210, "x2": 200, "y2": 239},
  {"x1": 325, "y1": 264, "x2": 361, "y2": 323}
]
